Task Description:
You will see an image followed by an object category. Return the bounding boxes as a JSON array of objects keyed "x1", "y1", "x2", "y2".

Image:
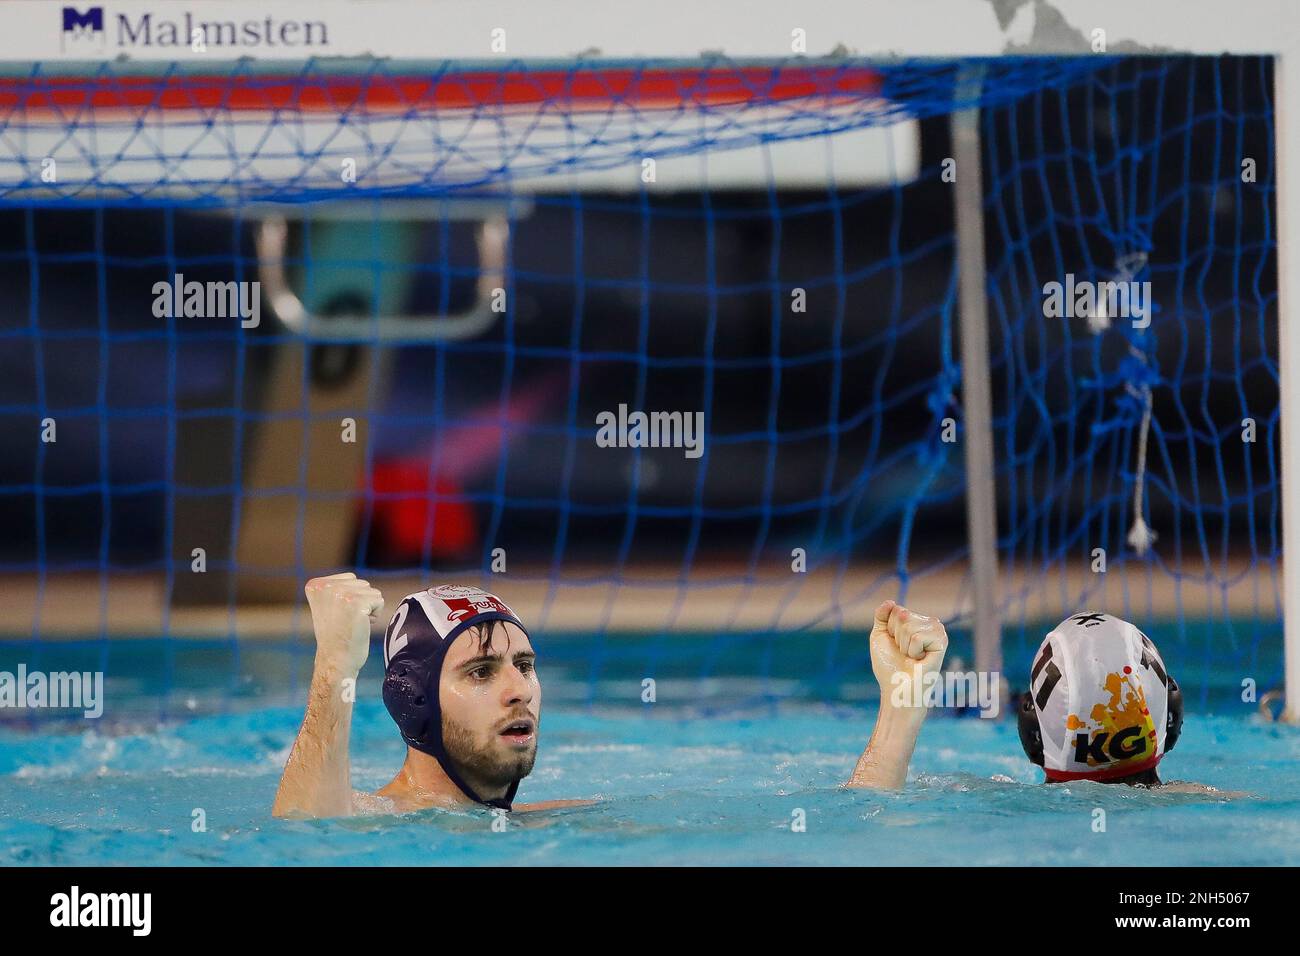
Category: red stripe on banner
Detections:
[{"x1": 0, "y1": 66, "x2": 882, "y2": 115}]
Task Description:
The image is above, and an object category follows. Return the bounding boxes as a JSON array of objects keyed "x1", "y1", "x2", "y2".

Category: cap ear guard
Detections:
[
  {"x1": 381, "y1": 657, "x2": 437, "y2": 750},
  {"x1": 1017, "y1": 691, "x2": 1045, "y2": 767},
  {"x1": 1164, "y1": 674, "x2": 1183, "y2": 754}
]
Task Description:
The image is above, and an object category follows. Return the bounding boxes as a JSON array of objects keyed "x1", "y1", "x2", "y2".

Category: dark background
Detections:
[{"x1": 0, "y1": 56, "x2": 1277, "y2": 576}]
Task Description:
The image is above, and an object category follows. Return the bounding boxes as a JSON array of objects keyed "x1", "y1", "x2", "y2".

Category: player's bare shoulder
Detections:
[
  {"x1": 514, "y1": 798, "x2": 599, "y2": 812},
  {"x1": 1156, "y1": 781, "x2": 1251, "y2": 799},
  {"x1": 350, "y1": 790, "x2": 400, "y2": 815},
  {"x1": 347, "y1": 790, "x2": 596, "y2": 815}
]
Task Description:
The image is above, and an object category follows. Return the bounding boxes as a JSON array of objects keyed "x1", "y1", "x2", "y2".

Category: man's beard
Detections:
[{"x1": 443, "y1": 714, "x2": 537, "y2": 792}]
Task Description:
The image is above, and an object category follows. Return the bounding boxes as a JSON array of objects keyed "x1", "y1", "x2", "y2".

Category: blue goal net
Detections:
[{"x1": 0, "y1": 55, "x2": 1280, "y2": 717}]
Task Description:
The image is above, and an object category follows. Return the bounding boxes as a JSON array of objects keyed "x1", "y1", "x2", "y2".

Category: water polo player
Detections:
[
  {"x1": 274, "y1": 575, "x2": 583, "y2": 816},
  {"x1": 273, "y1": 576, "x2": 949, "y2": 816},
  {"x1": 1018, "y1": 611, "x2": 1186, "y2": 787}
]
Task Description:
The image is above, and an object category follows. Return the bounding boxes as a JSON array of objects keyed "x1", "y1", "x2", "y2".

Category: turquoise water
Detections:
[{"x1": 0, "y1": 631, "x2": 1296, "y2": 866}]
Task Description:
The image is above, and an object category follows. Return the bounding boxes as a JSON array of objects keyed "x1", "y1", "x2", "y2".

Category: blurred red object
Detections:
[
  {"x1": 363, "y1": 371, "x2": 566, "y2": 563},
  {"x1": 367, "y1": 460, "x2": 476, "y2": 562}
]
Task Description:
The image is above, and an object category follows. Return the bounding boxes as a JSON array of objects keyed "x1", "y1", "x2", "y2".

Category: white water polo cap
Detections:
[{"x1": 1021, "y1": 612, "x2": 1181, "y2": 782}]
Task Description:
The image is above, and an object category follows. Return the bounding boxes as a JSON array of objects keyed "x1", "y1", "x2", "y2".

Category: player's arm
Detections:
[
  {"x1": 844, "y1": 600, "x2": 949, "y2": 791},
  {"x1": 272, "y1": 573, "x2": 384, "y2": 819}
]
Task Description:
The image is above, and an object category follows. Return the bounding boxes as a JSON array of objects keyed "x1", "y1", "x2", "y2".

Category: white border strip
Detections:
[{"x1": 0, "y1": 1, "x2": 1293, "y2": 65}]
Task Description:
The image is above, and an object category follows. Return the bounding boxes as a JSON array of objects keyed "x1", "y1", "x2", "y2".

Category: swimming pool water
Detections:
[{"x1": 0, "y1": 629, "x2": 1295, "y2": 866}]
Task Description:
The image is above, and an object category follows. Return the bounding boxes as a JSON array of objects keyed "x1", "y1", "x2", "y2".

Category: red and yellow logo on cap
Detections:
[{"x1": 1061, "y1": 666, "x2": 1158, "y2": 778}]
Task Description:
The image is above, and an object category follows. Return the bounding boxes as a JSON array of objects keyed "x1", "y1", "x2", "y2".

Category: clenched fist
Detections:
[
  {"x1": 869, "y1": 599, "x2": 948, "y2": 710},
  {"x1": 305, "y1": 572, "x2": 385, "y2": 677}
]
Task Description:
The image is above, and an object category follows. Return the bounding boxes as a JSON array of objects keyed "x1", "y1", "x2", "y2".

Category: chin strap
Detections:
[{"x1": 407, "y1": 734, "x2": 519, "y2": 810}]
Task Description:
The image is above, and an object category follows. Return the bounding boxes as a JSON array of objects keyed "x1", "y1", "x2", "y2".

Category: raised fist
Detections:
[
  {"x1": 869, "y1": 599, "x2": 948, "y2": 710},
  {"x1": 304, "y1": 572, "x2": 385, "y2": 676}
]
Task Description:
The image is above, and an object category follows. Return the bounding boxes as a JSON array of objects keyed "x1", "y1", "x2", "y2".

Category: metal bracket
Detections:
[{"x1": 255, "y1": 210, "x2": 513, "y2": 341}]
